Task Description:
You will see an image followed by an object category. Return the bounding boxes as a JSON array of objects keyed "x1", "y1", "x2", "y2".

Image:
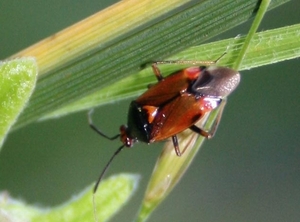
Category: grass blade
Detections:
[
  {"x1": 42, "y1": 23, "x2": 300, "y2": 119},
  {"x1": 9, "y1": 0, "x2": 289, "y2": 129}
]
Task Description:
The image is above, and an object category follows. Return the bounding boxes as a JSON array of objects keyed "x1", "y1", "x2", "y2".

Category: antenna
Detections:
[
  {"x1": 93, "y1": 145, "x2": 125, "y2": 222},
  {"x1": 93, "y1": 144, "x2": 125, "y2": 193}
]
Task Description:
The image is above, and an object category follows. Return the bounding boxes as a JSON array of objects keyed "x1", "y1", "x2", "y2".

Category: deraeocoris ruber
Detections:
[{"x1": 89, "y1": 60, "x2": 240, "y2": 192}]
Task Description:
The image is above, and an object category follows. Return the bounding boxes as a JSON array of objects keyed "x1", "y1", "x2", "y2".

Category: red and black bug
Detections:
[{"x1": 89, "y1": 60, "x2": 240, "y2": 193}]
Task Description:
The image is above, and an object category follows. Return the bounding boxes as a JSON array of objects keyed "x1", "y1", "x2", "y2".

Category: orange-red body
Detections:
[
  {"x1": 90, "y1": 63, "x2": 240, "y2": 193},
  {"x1": 122, "y1": 66, "x2": 240, "y2": 150}
]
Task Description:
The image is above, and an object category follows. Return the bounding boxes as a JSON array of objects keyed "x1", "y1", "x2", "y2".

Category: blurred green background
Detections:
[{"x1": 0, "y1": 1, "x2": 300, "y2": 222}]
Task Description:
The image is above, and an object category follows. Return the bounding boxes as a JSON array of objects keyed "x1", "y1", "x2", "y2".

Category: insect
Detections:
[{"x1": 89, "y1": 58, "x2": 240, "y2": 193}]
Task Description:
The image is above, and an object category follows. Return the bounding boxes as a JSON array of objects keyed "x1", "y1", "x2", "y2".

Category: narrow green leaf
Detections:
[
  {"x1": 42, "y1": 24, "x2": 300, "y2": 120},
  {"x1": 0, "y1": 174, "x2": 139, "y2": 222},
  {"x1": 0, "y1": 58, "x2": 37, "y2": 149},
  {"x1": 233, "y1": 0, "x2": 271, "y2": 70},
  {"x1": 11, "y1": 0, "x2": 289, "y2": 129}
]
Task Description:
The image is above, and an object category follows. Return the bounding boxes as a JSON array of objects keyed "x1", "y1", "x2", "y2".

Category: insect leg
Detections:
[
  {"x1": 151, "y1": 62, "x2": 164, "y2": 81},
  {"x1": 172, "y1": 135, "x2": 182, "y2": 156},
  {"x1": 189, "y1": 125, "x2": 212, "y2": 138},
  {"x1": 214, "y1": 52, "x2": 227, "y2": 63},
  {"x1": 152, "y1": 58, "x2": 221, "y2": 82},
  {"x1": 190, "y1": 99, "x2": 227, "y2": 139}
]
